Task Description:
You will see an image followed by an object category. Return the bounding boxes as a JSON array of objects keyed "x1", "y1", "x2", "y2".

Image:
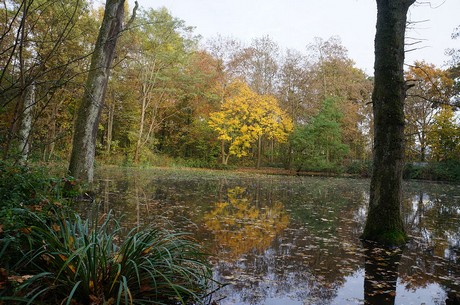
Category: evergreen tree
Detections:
[{"x1": 292, "y1": 98, "x2": 349, "y2": 171}]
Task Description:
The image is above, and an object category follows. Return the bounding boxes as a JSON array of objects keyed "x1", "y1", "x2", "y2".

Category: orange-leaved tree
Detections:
[{"x1": 405, "y1": 61, "x2": 455, "y2": 162}]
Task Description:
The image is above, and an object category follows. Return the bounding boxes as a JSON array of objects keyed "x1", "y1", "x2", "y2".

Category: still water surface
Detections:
[{"x1": 88, "y1": 167, "x2": 460, "y2": 305}]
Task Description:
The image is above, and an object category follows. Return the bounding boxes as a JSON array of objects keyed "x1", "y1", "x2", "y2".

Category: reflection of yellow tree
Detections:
[{"x1": 204, "y1": 187, "x2": 289, "y2": 259}]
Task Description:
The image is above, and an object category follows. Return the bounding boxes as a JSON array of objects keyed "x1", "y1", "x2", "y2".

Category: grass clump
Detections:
[{"x1": 1, "y1": 208, "x2": 216, "y2": 305}]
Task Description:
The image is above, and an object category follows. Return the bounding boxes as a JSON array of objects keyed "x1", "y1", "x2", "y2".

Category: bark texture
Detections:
[
  {"x1": 362, "y1": 0, "x2": 415, "y2": 245},
  {"x1": 68, "y1": 0, "x2": 125, "y2": 182}
]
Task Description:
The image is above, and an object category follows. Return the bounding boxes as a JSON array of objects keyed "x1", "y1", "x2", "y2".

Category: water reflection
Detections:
[
  {"x1": 203, "y1": 186, "x2": 289, "y2": 259},
  {"x1": 363, "y1": 243, "x2": 401, "y2": 305},
  {"x1": 89, "y1": 168, "x2": 460, "y2": 304}
]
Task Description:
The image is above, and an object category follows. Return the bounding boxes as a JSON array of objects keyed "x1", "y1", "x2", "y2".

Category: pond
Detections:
[{"x1": 85, "y1": 167, "x2": 460, "y2": 305}]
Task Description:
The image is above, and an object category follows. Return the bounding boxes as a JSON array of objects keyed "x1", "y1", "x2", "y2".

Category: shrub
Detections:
[
  {"x1": 344, "y1": 160, "x2": 372, "y2": 177},
  {"x1": 1, "y1": 208, "x2": 216, "y2": 305},
  {"x1": 404, "y1": 160, "x2": 460, "y2": 182},
  {"x1": 0, "y1": 161, "x2": 79, "y2": 230}
]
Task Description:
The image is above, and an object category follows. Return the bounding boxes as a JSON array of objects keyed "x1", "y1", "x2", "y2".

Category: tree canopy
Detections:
[{"x1": 0, "y1": 1, "x2": 457, "y2": 176}]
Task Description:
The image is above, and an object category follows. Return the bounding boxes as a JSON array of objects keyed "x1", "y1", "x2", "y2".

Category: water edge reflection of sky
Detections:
[{"x1": 90, "y1": 167, "x2": 460, "y2": 305}]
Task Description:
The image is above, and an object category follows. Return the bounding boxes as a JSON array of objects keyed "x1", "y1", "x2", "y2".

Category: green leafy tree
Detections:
[
  {"x1": 128, "y1": 7, "x2": 196, "y2": 163},
  {"x1": 158, "y1": 50, "x2": 222, "y2": 161},
  {"x1": 0, "y1": 0, "x2": 96, "y2": 161},
  {"x1": 291, "y1": 98, "x2": 349, "y2": 171}
]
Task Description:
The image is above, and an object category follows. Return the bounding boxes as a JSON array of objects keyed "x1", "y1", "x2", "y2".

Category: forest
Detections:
[{"x1": 1, "y1": 0, "x2": 459, "y2": 178}]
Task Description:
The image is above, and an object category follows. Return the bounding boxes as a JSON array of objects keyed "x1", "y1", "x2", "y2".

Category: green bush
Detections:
[
  {"x1": 404, "y1": 161, "x2": 460, "y2": 182},
  {"x1": 0, "y1": 161, "x2": 80, "y2": 229},
  {"x1": 344, "y1": 160, "x2": 372, "y2": 177},
  {"x1": 403, "y1": 162, "x2": 423, "y2": 180},
  {"x1": 1, "y1": 208, "x2": 216, "y2": 305}
]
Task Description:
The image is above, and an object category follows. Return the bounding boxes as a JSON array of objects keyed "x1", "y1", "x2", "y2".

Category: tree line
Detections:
[{"x1": 1, "y1": 0, "x2": 459, "y2": 175}]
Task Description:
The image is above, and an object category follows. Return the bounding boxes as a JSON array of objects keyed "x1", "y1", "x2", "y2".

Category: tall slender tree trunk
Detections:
[
  {"x1": 18, "y1": 82, "x2": 35, "y2": 162},
  {"x1": 256, "y1": 135, "x2": 262, "y2": 169},
  {"x1": 47, "y1": 102, "x2": 58, "y2": 161},
  {"x1": 270, "y1": 138, "x2": 274, "y2": 163},
  {"x1": 221, "y1": 140, "x2": 227, "y2": 165},
  {"x1": 4, "y1": 0, "x2": 29, "y2": 160},
  {"x1": 420, "y1": 132, "x2": 426, "y2": 162},
  {"x1": 68, "y1": 0, "x2": 127, "y2": 182},
  {"x1": 362, "y1": 0, "x2": 415, "y2": 245},
  {"x1": 134, "y1": 93, "x2": 147, "y2": 164}
]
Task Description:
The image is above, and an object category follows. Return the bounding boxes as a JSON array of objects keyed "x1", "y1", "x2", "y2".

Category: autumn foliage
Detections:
[{"x1": 209, "y1": 81, "x2": 293, "y2": 166}]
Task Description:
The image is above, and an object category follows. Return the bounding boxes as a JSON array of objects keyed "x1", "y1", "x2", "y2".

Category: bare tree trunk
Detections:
[
  {"x1": 221, "y1": 140, "x2": 227, "y2": 165},
  {"x1": 270, "y1": 138, "x2": 274, "y2": 164},
  {"x1": 69, "y1": 0, "x2": 136, "y2": 182},
  {"x1": 256, "y1": 135, "x2": 262, "y2": 169},
  {"x1": 134, "y1": 91, "x2": 148, "y2": 163},
  {"x1": 18, "y1": 82, "x2": 35, "y2": 162},
  {"x1": 47, "y1": 102, "x2": 58, "y2": 161},
  {"x1": 3, "y1": 0, "x2": 29, "y2": 160},
  {"x1": 362, "y1": 0, "x2": 415, "y2": 245}
]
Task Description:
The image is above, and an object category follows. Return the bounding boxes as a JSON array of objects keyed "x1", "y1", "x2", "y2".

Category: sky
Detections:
[{"x1": 130, "y1": 0, "x2": 459, "y2": 75}]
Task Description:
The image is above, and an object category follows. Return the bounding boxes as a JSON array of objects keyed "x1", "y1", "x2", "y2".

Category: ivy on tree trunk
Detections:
[{"x1": 362, "y1": 0, "x2": 415, "y2": 245}]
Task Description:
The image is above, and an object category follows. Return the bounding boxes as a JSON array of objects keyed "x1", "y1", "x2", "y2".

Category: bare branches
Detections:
[{"x1": 125, "y1": 1, "x2": 139, "y2": 30}]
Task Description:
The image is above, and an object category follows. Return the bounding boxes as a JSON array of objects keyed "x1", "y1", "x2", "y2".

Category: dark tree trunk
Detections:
[
  {"x1": 362, "y1": 0, "x2": 415, "y2": 245},
  {"x1": 68, "y1": 0, "x2": 125, "y2": 182}
]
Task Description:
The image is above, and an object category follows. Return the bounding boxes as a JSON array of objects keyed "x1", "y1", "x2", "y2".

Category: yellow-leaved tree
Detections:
[
  {"x1": 209, "y1": 80, "x2": 293, "y2": 167},
  {"x1": 428, "y1": 105, "x2": 460, "y2": 161}
]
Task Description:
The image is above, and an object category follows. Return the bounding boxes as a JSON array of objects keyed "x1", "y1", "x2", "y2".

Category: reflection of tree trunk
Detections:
[
  {"x1": 417, "y1": 192, "x2": 424, "y2": 233},
  {"x1": 364, "y1": 242, "x2": 402, "y2": 305},
  {"x1": 218, "y1": 178, "x2": 225, "y2": 201},
  {"x1": 255, "y1": 180, "x2": 260, "y2": 207}
]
